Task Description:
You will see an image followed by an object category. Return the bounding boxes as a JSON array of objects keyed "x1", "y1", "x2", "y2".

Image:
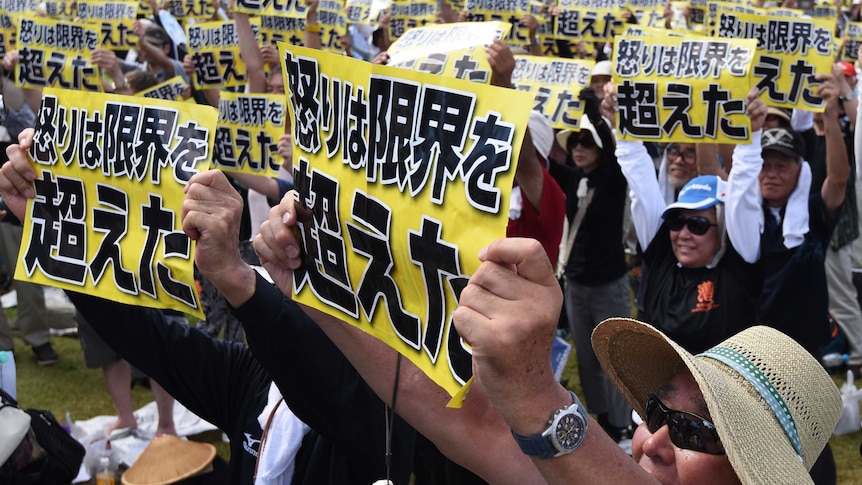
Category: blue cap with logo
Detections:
[{"x1": 661, "y1": 175, "x2": 727, "y2": 219}]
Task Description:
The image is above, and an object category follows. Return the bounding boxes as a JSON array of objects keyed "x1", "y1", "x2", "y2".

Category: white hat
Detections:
[
  {"x1": 528, "y1": 110, "x2": 554, "y2": 159},
  {"x1": 592, "y1": 60, "x2": 612, "y2": 77},
  {"x1": 555, "y1": 115, "x2": 604, "y2": 150}
]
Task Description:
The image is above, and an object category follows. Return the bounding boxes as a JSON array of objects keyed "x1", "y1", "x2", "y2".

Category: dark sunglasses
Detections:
[
  {"x1": 570, "y1": 134, "x2": 597, "y2": 150},
  {"x1": 645, "y1": 395, "x2": 726, "y2": 455},
  {"x1": 666, "y1": 214, "x2": 717, "y2": 236}
]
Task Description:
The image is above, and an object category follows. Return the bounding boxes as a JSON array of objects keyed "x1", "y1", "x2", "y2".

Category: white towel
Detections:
[
  {"x1": 255, "y1": 383, "x2": 311, "y2": 485},
  {"x1": 781, "y1": 161, "x2": 811, "y2": 249},
  {"x1": 509, "y1": 186, "x2": 523, "y2": 220}
]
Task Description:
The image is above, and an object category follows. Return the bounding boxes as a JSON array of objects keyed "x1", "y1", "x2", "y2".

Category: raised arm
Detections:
[
  {"x1": 817, "y1": 65, "x2": 851, "y2": 219},
  {"x1": 724, "y1": 87, "x2": 767, "y2": 264}
]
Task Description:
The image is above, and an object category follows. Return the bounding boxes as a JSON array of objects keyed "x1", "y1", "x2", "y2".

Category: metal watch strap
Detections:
[{"x1": 511, "y1": 390, "x2": 585, "y2": 459}]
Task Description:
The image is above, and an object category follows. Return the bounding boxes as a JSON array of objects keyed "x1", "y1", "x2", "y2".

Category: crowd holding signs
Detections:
[{"x1": 0, "y1": 0, "x2": 854, "y2": 398}]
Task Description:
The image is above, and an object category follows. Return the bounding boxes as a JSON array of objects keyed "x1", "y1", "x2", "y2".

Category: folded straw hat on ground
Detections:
[
  {"x1": 121, "y1": 434, "x2": 216, "y2": 485},
  {"x1": 592, "y1": 318, "x2": 842, "y2": 485}
]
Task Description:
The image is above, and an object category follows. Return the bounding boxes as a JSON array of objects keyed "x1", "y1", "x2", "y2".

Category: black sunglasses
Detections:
[
  {"x1": 645, "y1": 395, "x2": 726, "y2": 455},
  {"x1": 666, "y1": 214, "x2": 717, "y2": 236},
  {"x1": 570, "y1": 134, "x2": 596, "y2": 150}
]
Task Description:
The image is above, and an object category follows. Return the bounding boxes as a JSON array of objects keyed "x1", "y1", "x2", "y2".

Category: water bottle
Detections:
[
  {"x1": 822, "y1": 352, "x2": 849, "y2": 368},
  {"x1": 0, "y1": 350, "x2": 16, "y2": 400},
  {"x1": 95, "y1": 456, "x2": 115, "y2": 485}
]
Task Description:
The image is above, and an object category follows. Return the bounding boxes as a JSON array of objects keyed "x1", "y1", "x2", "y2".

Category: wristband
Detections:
[
  {"x1": 111, "y1": 76, "x2": 129, "y2": 92},
  {"x1": 305, "y1": 22, "x2": 322, "y2": 34}
]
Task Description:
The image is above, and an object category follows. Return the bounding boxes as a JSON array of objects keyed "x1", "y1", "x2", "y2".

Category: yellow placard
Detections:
[
  {"x1": 17, "y1": 88, "x2": 220, "y2": 318},
  {"x1": 260, "y1": 15, "x2": 306, "y2": 46},
  {"x1": 710, "y1": 8, "x2": 837, "y2": 111},
  {"x1": 163, "y1": 0, "x2": 218, "y2": 23},
  {"x1": 843, "y1": 21, "x2": 862, "y2": 63},
  {"x1": 388, "y1": 0, "x2": 437, "y2": 39},
  {"x1": 612, "y1": 35, "x2": 757, "y2": 142},
  {"x1": 77, "y1": 0, "x2": 141, "y2": 51},
  {"x1": 554, "y1": 0, "x2": 623, "y2": 42},
  {"x1": 279, "y1": 43, "x2": 534, "y2": 399},
  {"x1": 345, "y1": 0, "x2": 389, "y2": 24},
  {"x1": 463, "y1": 0, "x2": 546, "y2": 48},
  {"x1": 318, "y1": 0, "x2": 348, "y2": 54},
  {"x1": 186, "y1": 19, "x2": 259, "y2": 89},
  {"x1": 16, "y1": 17, "x2": 103, "y2": 91},
  {"x1": 214, "y1": 91, "x2": 287, "y2": 177},
  {"x1": 37, "y1": 0, "x2": 75, "y2": 18},
  {"x1": 232, "y1": 0, "x2": 307, "y2": 19},
  {"x1": 511, "y1": 55, "x2": 592, "y2": 129},
  {"x1": 136, "y1": 75, "x2": 189, "y2": 101}
]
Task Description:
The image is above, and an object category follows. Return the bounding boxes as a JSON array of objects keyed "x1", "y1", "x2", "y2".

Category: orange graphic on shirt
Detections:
[{"x1": 692, "y1": 280, "x2": 720, "y2": 313}]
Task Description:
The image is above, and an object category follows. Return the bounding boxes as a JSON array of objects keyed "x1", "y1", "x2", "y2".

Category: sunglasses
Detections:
[
  {"x1": 645, "y1": 395, "x2": 726, "y2": 455},
  {"x1": 666, "y1": 214, "x2": 717, "y2": 236},
  {"x1": 570, "y1": 134, "x2": 597, "y2": 150},
  {"x1": 667, "y1": 146, "x2": 696, "y2": 163}
]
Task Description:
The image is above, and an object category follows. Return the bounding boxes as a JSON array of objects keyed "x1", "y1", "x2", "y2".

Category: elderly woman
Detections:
[{"x1": 602, "y1": 86, "x2": 766, "y2": 352}]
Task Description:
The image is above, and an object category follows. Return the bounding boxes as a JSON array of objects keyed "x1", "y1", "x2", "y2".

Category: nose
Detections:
[{"x1": 638, "y1": 423, "x2": 676, "y2": 463}]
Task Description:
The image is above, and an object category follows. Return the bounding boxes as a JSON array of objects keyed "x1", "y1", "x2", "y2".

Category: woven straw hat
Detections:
[
  {"x1": 592, "y1": 318, "x2": 842, "y2": 485},
  {"x1": 121, "y1": 435, "x2": 216, "y2": 485}
]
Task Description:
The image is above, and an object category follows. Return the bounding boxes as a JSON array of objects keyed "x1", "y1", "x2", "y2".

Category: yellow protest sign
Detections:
[
  {"x1": 136, "y1": 75, "x2": 189, "y2": 101},
  {"x1": 711, "y1": 8, "x2": 837, "y2": 111},
  {"x1": 386, "y1": 21, "x2": 510, "y2": 68},
  {"x1": 512, "y1": 55, "x2": 592, "y2": 129},
  {"x1": 463, "y1": 0, "x2": 545, "y2": 48},
  {"x1": 388, "y1": 0, "x2": 437, "y2": 39},
  {"x1": 318, "y1": 0, "x2": 348, "y2": 54},
  {"x1": 233, "y1": 0, "x2": 307, "y2": 19},
  {"x1": 843, "y1": 21, "x2": 862, "y2": 63},
  {"x1": 16, "y1": 17, "x2": 103, "y2": 91},
  {"x1": 279, "y1": 43, "x2": 533, "y2": 398},
  {"x1": 17, "y1": 88, "x2": 220, "y2": 318},
  {"x1": 612, "y1": 35, "x2": 757, "y2": 142},
  {"x1": 163, "y1": 0, "x2": 218, "y2": 23},
  {"x1": 554, "y1": 0, "x2": 622, "y2": 42},
  {"x1": 77, "y1": 0, "x2": 140, "y2": 51},
  {"x1": 0, "y1": 14, "x2": 15, "y2": 59},
  {"x1": 37, "y1": 0, "x2": 75, "y2": 18},
  {"x1": 186, "y1": 19, "x2": 259, "y2": 89},
  {"x1": 345, "y1": 0, "x2": 389, "y2": 24},
  {"x1": 627, "y1": 0, "x2": 667, "y2": 28},
  {"x1": 215, "y1": 91, "x2": 287, "y2": 177},
  {"x1": 260, "y1": 15, "x2": 307, "y2": 46}
]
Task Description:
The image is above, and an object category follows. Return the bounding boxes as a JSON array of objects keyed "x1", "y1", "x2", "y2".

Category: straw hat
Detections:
[
  {"x1": 121, "y1": 435, "x2": 217, "y2": 485},
  {"x1": 592, "y1": 318, "x2": 842, "y2": 485}
]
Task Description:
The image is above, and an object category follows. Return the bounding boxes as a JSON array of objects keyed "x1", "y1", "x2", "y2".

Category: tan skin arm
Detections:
[
  {"x1": 253, "y1": 192, "x2": 658, "y2": 484},
  {"x1": 816, "y1": 67, "x2": 850, "y2": 219},
  {"x1": 235, "y1": 13, "x2": 266, "y2": 94},
  {"x1": 695, "y1": 143, "x2": 727, "y2": 180},
  {"x1": 305, "y1": 0, "x2": 322, "y2": 50}
]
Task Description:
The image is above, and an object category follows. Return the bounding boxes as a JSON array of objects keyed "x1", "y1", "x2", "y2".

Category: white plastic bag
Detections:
[
  {"x1": 834, "y1": 370, "x2": 862, "y2": 435},
  {"x1": 0, "y1": 389, "x2": 31, "y2": 465}
]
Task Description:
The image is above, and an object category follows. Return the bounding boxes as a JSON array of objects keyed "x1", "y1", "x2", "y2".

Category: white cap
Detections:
[{"x1": 592, "y1": 60, "x2": 612, "y2": 77}]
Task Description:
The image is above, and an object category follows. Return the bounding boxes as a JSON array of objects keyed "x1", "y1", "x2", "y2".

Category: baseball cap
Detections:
[
  {"x1": 592, "y1": 60, "x2": 612, "y2": 77},
  {"x1": 661, "y1": 175, "x2": 726, "y2": 218},
  {"x1": 762, "y1": 127, "x2": 805, "y2": 161}
]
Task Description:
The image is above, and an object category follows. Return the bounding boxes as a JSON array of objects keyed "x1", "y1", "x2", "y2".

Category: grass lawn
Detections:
[{"x1": 9, "y1": 327, "x2": 862, "y2": 483}]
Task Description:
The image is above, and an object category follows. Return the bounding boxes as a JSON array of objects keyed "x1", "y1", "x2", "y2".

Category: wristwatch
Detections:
[
  {"x1": 839, "y1": 91, "x2": 855, "y2": 102},
  {"x1": 511, "y1": 390, "x2": 589, "y2": 459}
]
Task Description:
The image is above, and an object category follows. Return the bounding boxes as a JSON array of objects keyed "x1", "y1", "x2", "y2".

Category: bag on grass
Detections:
[
  {"x1": 0, "y1": 388, "x2": 85, "y2": 484},
  {"x1": 0, "y1": 388, "x2": 31, "y2": 464}
]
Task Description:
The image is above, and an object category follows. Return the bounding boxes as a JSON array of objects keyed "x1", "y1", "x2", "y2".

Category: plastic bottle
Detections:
[
  {"x1": 95, "y1": 456, "x2": 115, "y2": 485},
  {"x1": 0, "y1": 350, "x2": 16, "y2": 400},
  {"x1": 822, "y1": 352, "x2": 849, "y2": 368}
]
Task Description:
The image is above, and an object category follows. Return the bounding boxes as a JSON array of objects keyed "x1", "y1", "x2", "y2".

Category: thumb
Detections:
[{"x1": 479, "y1": 238, "x2": 556, "y2": 286}]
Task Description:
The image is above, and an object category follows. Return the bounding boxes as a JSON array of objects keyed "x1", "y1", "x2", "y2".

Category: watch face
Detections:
[{"x1": 554, "y1": 412, "x2": 585, "y2": 451}]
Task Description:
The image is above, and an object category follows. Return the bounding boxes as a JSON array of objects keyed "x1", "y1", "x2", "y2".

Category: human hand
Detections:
[
  {"x1": 260, "y1": 44, "x2": 279, "y2": 68},
  {"x1": 815, "y1": 67, "x2": 843, "y2": 118},
  {"x1": 746, "y1": 86, "x2": 767, "y2": 132},
  {"x1": 487, "y1": 39, "x2": 514, "y2": 88},
  {"x1": 277, "y1": 133, "x2": 293, "y2": 161},
  {"x1": 253, "y1": 191, "x2": 308, "y2": 296},
  {"x1": 520, "y1": 14, "x2": 538, "y2": 36},
  {"x1": 599, "y1": 82, "x2": 617, "y2": 126},
  {"x1": 2, "y1": 49, "x2": 18, "y2": 71},
  {"x1": 0, "y1": 128, "x2": 37, "y2": 221},
  {"x1": 371, "y1": 51, "x2": 389, "y2": 65},
  {"x1": 453, "y1": 238, "x2": 562, "y2": 419}
]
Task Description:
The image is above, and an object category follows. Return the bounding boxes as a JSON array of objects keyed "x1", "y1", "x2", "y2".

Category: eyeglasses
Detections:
[
  {"x1": 667, "y1": 146, "x2": 696, "y2": 163},
  {"x1": 666, "y1": 214, "x2": 717, "y2": 236},
  {"x1": 645, "y1": 395, "x2": 726, "y2": 455},
  {"x1": 570, "y1": 135, "x2": 596, "y2": 150}
]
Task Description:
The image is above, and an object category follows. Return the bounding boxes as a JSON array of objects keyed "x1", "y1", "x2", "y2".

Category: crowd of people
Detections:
[{"x1": 0, "y1": 0, "x2": 859, "y2": 483}]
